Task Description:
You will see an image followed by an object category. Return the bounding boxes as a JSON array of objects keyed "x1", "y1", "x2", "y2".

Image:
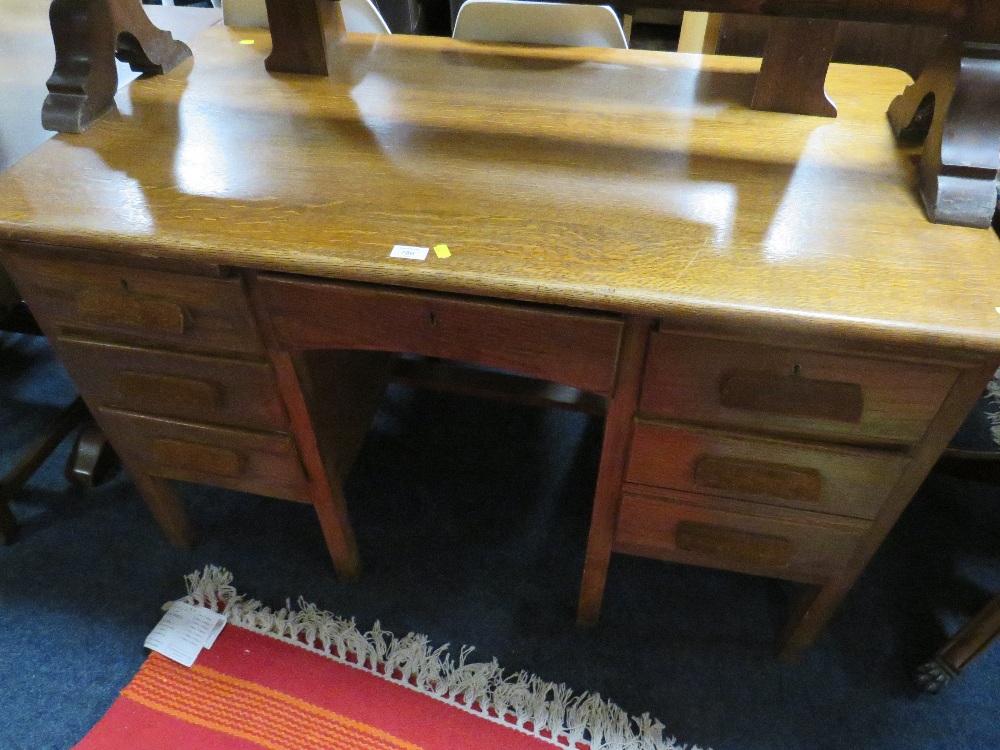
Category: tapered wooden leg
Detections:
[
  {"x1": 577, "y1": 317, "x2": 653, "y2": 626},
  {"x1": 915, "y1": 592, "x2": 1000, "y2": 693},
  {"x1": 130, "y1": 471, "x2": 193, "y2": 548},
  {"x1": 888, "y1": 39, "x2": 1000, "y2": 228},
  {"x1": 779, "y1": 582, "x2": 848, "y2": 661},
  {"x1": 269, "y1": 351, "x2": 362, "y2": 581},
  {"x1": 752, "y1": 18, "x2": 838, "y2": 118},
  {"x1": 43, "y1": 0, "x2": 191, "y2": 133}
]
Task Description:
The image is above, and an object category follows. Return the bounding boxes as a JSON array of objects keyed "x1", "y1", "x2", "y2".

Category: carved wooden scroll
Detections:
[
  {"x1": 888, "y1": 39, "x2": 1000, "y2": 228},
  {"x1": 43, "y1": 0, "x2": 191, "y2": 134}
]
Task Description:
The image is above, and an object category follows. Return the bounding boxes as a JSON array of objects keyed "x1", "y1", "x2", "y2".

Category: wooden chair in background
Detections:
[
  {"x1": 452, "y1": 0, "x2": 627, "y2": 48},
  {"x1": 914, "y1": 383, "x2": 1000, "y2": 693},
  {"x1": 0, "y1": 271, "x2": 116, "y2": 544}
]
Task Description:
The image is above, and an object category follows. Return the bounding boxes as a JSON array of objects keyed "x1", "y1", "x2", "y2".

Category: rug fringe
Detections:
[
  {"x1": 171, "y1": 566, "x2": 706, "y2": 750},
  {"x1": 987, "y1": 372, "x2": 1000, "y2": 449}
]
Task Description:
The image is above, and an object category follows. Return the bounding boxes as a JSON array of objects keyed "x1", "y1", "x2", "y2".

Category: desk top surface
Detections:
[
  {"x1": 0, "y1": 27, "x2": 997, "y2": 353},
  {"x1": 0, "y1": 1, "x2": 221, "y2": 174}
]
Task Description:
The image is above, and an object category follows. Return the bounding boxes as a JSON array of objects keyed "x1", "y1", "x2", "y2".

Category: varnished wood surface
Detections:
[
  {"x1": 0, "y1": 29, "x2": 997, "y2": 353},
  {"x1": 0, "y1": 1, "x2": 221, "y2": 173}
]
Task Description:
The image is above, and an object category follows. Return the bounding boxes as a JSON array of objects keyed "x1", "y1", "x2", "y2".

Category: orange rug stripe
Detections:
[{"x1": 122, "y1": 653, "x2": 423, "y2": 750}]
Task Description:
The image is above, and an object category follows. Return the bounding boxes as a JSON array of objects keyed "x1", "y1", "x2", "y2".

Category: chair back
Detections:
[
  {"x1": 222, "y1": 0, "x2": 391, "y2": 34},
  {"x1": 453, "y1": 0, "x2": 627, "y2": 48},
  {"x1": 342, "y1": 0, "x2": 392, "y2": 34}
]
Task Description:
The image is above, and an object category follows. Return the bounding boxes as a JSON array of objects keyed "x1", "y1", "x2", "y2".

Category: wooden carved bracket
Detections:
[
  {"x1": 888, "y1": 40, "x2": 1000, "y2": 228},
  {"x1": 43, "y1": 0, "x2": 192, "y2": 134},
  {"x1": 752, "y1": 18, "x2": 839, "y2": 118},
  {"x1": 262, "y1": 0, "x2": 344, "y2": 75}
]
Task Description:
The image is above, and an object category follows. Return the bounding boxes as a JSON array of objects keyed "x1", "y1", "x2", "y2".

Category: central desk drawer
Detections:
[
  {"x1": 640, "y1": 331, "x2": 960, "y2": 444},
  {"x1": 57, "y1": 338, "x2": 288, "y2": 432},
  {"x1": 98, "y1": 409, "x2": 309, "y2": 503},
  {"x1": 3, "y1": 252, "x2": 263, "y2": 355},
  {"x1": 614, "y1": 492, "x2": 868, "y2": 583},
  {"x1": 254, "y1": 275, "x2": 624, "y2": 394},
  {"x1": 626, "y1": 422, "x2": 908, "y2": 519}
]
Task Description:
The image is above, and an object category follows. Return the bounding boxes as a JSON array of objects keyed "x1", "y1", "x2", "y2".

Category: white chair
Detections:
[
  {"x1": 222, "y1": 0, "x2": 391, "y2": 34},
  {"x1": 452, "y1": 0, "x2": 627, "y2": 49}
]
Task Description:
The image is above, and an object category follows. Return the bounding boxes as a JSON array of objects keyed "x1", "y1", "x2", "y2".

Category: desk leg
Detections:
[
  {"x1": 779, "y1": 359, "x2": 1000, "y2": 659},
  {"x1": 577, "y1": 317, "x2": 653, "y2": 625},
  {"x1": 129, "y1": 470, "x2": 193, "y2": 549},
  {"x1": 269, "y1": 351, "x2": 362, "y2": 581}
]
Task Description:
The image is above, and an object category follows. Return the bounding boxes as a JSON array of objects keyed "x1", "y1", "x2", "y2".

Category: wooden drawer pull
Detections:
[
  {"x1": 75, "y1": 290, "x2": 186, "y2": 335},
  {"x1": 117, "y1": 372, "x2": 222, "y2": 412},
  {"x1": 694, "y1": 455, "x2": 822, "y2": 504},
  {"x1": 675, "y1": 520, "x2": 792, "y2": 568},
  {"x1": 150, "y1": 439, "x2": 244, "y2": 477},
  {"x1": 719, "y1": 370, "x2": 863, "y2": 423}
]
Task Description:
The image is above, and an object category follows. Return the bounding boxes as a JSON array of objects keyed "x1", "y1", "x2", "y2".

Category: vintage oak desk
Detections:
[{"x1": 0, "y1": 27, "x2": 998, "y2": 658}]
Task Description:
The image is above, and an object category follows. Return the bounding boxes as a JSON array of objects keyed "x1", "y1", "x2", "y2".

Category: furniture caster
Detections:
[
  {"x1": 65, "y1": 423, "x2": 118, "y2": 489},
  {"x1": 914, "y1": 657, "x2": 956, "y2": 694}
]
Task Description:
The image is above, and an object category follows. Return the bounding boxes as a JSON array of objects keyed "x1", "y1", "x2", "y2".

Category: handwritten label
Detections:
[
  {"x1": 390, "y1": 245, "x2": 429, "y2": 260},
  {"x1": 144, "y1": 602, "x2": 228, "y2": 667}
]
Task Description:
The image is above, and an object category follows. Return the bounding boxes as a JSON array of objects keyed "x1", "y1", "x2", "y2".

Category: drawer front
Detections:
[
  {"x1": 255, "y1": 275, "x2": 624, "y2": 395},
  {"x1": 98, "y1": 409, "x2": 309, "y2": 503},
  {"x1": 640, "y1": 332, "x2": 960, "y2": 444},
  {"x1": 57, "y1": 338, "x2": 288, "y2": 432},
  {"x1": 614, "y1": 492, "x2": 868, "y2": 583},
  {"x1": 626, "y1": 422, "x2": 908, "y2": 519},
  {"x1": 3, "y1": 252, "x2": 263, "y2": 355}
]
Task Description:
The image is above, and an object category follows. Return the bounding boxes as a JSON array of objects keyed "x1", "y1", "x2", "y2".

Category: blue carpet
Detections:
[{"x1": 1, "y1": 331, "x2": 998, "y2": 750}]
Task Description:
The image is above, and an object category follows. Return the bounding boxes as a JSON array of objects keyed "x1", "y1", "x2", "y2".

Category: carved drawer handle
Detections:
[
  {"x1": 694, "y1": 455, "x2": 822, "y2": 504},
  {"x1": 719, "y1": 370, "x2": 863, "y2": 423},
  {"x1": 150, "y1": 438, "x2": 244, "y2": 477},
  {"x1": 118, "y1": 372, "x2": 221, "y2": 412},
  {"x1": 675, "y1": 520, "x2": 792, "y2": 568},
  {"x1": 75, "y1": 289, "x2": 185, "y2": 335}
]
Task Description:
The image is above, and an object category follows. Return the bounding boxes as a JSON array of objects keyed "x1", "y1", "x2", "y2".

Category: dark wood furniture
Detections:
[
  {"x1": 915, "y1": 388, "x2": 1000, "y2": 692},
  {"x1": 1, "y1": 29, "x2": 999, "y2": 658}
]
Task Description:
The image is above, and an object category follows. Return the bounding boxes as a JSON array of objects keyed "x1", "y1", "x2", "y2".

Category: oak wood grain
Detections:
[
  {"x1": 613, "y1": 490, "x2": 868, "y2": 583},
  {"x1": 255, "y1": 275, "x2": 624, "y2": 395},
  {"x1": 640, "y1": 331, "x2": 962, "y2": 445},
  {"x1": 56, "y1": 337, "x2": 289, "y2": 431},
  {"x1": 626, "y1": 421, "x2": 908, "y2": 519},
  {"x1": 0, "y1": 30, "x2": 998, "y2": 354},
  {"x1": 98, "y1": 407, "x2": 310, "y2": 502}
]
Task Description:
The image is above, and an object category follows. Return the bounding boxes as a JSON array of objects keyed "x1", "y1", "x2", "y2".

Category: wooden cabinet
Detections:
[{"x1": 0, "y1": 246, "x2": 363, "y2": 579}]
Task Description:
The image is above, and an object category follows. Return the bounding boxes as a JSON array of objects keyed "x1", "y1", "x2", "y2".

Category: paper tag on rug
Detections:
[{"x1": 144, "y1": 603, "x2": 228, "y2": 667}]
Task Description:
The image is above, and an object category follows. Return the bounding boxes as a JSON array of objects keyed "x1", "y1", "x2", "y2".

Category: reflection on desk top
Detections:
[
  {"x1": 0, "y1": 28, "x2": 997, "y2": 352},
  {"x1": 0, "y1": 1, "x2": 221, "y2": 173}
]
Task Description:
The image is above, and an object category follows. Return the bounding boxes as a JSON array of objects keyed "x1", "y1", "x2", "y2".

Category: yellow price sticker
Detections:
[{"x1": 433, "y1": 244, "x2": 451, "y2": 259}]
